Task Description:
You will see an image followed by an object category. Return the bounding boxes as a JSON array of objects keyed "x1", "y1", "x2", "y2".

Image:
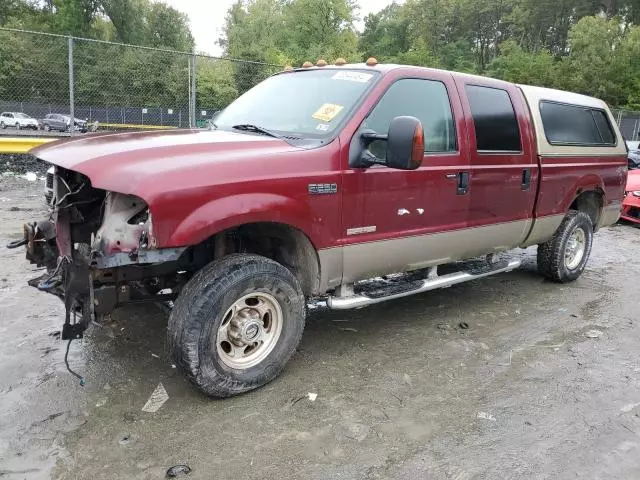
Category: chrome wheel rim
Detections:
[
  {"x1": 565, "y1": 227, "x2": 586, "y2": 270},
  {"x1": 215, "y1": 292, "x2": 283, "y2": 370}
]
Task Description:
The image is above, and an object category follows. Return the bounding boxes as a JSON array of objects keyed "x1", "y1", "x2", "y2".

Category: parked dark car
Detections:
[
  {"x1": 41, "y1": 114, "x2": 88, "y2": 133},
  {"x1": 627, "y1": 141, "x2": 640, "y2": 170}
]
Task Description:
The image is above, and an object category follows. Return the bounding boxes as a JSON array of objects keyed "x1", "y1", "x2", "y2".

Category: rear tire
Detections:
[
  {"x1": 168, "y1": 254, "x2": 306, "y2": 398},
  {"x1": 0, "y1": 121, "x2": 5, "y2": 129},
  {"x1": 44, "y1": 124, "x2": 51, "y2": 132},
  {"x1": 537, "y1": 210, "x2": 594, "y2": 283}
]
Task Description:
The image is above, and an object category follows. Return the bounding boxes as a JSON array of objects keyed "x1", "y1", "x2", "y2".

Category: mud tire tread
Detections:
[
  {"x1": 537, "y1": 210, "x2": 594, "y2": 283},
  {"x1": 168, "y1": 254, "x2": 305, "y2": 398}
]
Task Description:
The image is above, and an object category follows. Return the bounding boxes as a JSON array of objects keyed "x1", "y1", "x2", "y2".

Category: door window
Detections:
[
  {"x1": 364, "y1": 78, "x2": 456, "y2": 159},
  {"x1": 465, "y1": 85, "x2": 521, "y2": 152}
]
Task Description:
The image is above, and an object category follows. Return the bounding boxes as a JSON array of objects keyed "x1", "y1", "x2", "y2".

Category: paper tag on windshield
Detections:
[
  {"x1": 332, "y1": 71, "x2": 373, "y2": 83},
  {"x1": 312, "y1": 103, "x2": 344, "y2": 122},
  {"x1": 316, "y1": 123, "x2": 331, "y2": 132}
]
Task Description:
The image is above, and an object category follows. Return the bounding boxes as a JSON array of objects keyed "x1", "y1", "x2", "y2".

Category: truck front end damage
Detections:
[{"x1": 14, "y1": 166, "x2": 188, "y2": 340}]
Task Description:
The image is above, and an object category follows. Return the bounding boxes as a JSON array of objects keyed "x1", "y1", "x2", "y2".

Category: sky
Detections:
[{"x1": 157, "y1": 0, "x2": 398, "y2": 56}]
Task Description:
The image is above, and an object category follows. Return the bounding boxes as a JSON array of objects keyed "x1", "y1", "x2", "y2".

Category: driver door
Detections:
[{"x1": 340, "y1": 72, "x2": 470, "y2": 284}]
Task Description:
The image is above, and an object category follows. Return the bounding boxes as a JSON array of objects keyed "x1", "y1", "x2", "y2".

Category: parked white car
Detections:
[{"x1": 0, "y1": 112, "x2": 39, "y2": 130}]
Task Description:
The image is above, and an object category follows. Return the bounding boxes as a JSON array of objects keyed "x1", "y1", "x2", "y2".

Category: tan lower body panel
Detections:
[
  {"x1": 519, "y1": 214, "x2": 564, "y2": 247},
  {"x1": 318, "y1": 208, "x2": 613, "y2": 292},
  {"x1": 319, "y1": 220, "x2": 531, "y2": 289},
  {"x1": 598, "y1": 201, "x2": 622, "y2": 229},
  {"x1": 317, "y1": 248, "x2": 343, "y2": 292}
]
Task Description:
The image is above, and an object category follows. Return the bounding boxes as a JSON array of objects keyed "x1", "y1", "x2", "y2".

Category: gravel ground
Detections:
[{"x1": 0, "y1": 178, "x2": 639, "y2": 480}]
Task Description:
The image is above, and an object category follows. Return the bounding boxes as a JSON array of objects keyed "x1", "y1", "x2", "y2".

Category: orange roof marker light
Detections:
[
  {"x1": 366, "y1": 57, "x2": 378, "y2": 67},
  {"x1": 283, "y1": 65, "x2": 294, "y2": 71},
  {"x1": 316, "y1": 59, "x2": 327, "y2": 67},
  {"x1": 302, "y1": 61, "x2": 313, "y2": 68},
  {"x1": 334, "y1": 58, "x2": 347, "y2": 66}
]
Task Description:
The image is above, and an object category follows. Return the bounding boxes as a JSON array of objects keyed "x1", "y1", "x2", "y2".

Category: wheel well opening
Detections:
[
  {"x1": 570, "y1": 190, "x2": 604, "y2": 227},
  {"x1": 192, "y1": 223, "x2": 320, "y2": 296}
]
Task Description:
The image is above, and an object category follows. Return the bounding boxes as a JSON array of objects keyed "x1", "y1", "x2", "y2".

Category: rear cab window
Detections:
[
  {"x1": 465, "y1": 84, "x2": 521, "y2": 152},
  {"x1": 540, "y1": 101, "x2": 617, "y2": 146}
]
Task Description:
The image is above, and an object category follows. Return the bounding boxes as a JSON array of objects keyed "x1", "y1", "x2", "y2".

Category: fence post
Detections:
[
  {"x1": 190, "y1": 54, "x2": 197, "y2": 128},
  {"x1": 68, "y1": 36, "x2": 75, "y2": 123}
]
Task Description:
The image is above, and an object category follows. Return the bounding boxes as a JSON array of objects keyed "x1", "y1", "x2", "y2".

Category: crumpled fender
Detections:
[{"x1": 165, "y1": 193, "x2": 314, "y2": 247}]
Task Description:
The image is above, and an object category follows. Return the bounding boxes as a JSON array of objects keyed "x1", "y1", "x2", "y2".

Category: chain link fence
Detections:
[
  {"x1": 613, "y1": 110, "x2": 640, "y2": 143},
  {"x1": 0, "y1": 27, "x2": 282, "y2": 131}
]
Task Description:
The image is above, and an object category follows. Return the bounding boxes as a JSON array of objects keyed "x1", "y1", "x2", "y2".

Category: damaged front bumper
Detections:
[
  {"x1": 9, "y1": 168, "x2": 188, "y2": 340},
  {"x1": 12, "y1": 215, "x2": 187, "y2": 340}
]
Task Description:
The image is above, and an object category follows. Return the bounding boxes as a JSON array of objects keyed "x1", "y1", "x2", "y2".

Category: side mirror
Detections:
[
  {"x1": 386, "y1": 116, "x2": 424, "y2": 170},
  {"x1": 358, "y1": 116, "x2": 424, "y2": 170}
]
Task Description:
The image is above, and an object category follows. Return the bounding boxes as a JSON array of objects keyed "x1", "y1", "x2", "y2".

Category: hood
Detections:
[
  {"x1": 31, "y1": 128, "x2": 300, "y2": 198},
  {"x1": 627, "y1": 170, "x2": 640, "y2": 191}
]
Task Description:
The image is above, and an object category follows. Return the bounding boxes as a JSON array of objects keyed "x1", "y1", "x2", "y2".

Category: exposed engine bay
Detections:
[{"x1": 15, "y1": 166, "x2": 189, "y2": 340}]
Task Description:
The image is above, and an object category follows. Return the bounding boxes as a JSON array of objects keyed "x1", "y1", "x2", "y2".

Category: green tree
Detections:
[
  {"x1": 52, "y1": 0, "x2": 100, "y2": 36},
  {"x1": 359, "y1": 3, "x2": 411, "y2": 61},
  {"x1": 563, "y1": 16, "x2": 625, "y2": 105},
  {"x1": 282, "y1": 0, "x2": 359, "y2": 64},
  {"x1": 487, "y1": 40, "x2": 558, "y2": 87},
  {"x1": 197, "y1": 60, "x2": 239, "y2": 110},
  {"x1": 146, "y1": 2, "x2": 194, "y2": 51}
]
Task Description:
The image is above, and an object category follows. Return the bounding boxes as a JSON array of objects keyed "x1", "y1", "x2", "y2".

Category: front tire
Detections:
[
  {"x1": 0, "y1": 121, "x2": 5, "y2": 129},
  {"x1": 168, "y1": 254, "x2": 306, "y2": 398},
  {"x1": 44, "y1": 124, "x2": 51, "y2": 132},
  {"x1": 537, "y1": 210, "x2": 594, "y2": 283}
]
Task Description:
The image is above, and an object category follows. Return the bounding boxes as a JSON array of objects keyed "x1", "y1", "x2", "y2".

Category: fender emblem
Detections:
[{"x1": 308, "y1": 183, "x2": 338, "y2": 195}]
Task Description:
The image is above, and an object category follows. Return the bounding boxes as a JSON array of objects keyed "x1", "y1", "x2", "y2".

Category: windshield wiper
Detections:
[{"x1": 231, "y1": 124, "x2": 282, "y2": 139}]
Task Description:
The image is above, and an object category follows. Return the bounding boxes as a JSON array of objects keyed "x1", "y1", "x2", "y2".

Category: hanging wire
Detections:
[{"x1": 64, "y1": 338, "x2": 85, "y2": 386}]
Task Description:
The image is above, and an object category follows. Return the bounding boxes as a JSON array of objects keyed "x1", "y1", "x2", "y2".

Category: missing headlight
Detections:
[{"x1": 128, "y1": 208, "x2": 150, "y2": 225}]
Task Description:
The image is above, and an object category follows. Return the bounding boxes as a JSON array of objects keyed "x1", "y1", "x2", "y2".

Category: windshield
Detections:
[
  {"x1": 214, "y1": 69, "x2": 378, "y2": 138},
  {"x1": 15, "y1": 113, "x2": 30, "y2": 119}
]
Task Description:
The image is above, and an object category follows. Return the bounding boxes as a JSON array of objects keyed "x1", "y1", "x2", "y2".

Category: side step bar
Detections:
[{"x1": 326, "y1": 259, "x2": 522, "y2": 310}]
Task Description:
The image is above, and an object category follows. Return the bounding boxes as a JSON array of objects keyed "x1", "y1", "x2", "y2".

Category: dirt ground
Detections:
[{"x1": 1, "y1": 178, "x2": 640, "y2": 480}]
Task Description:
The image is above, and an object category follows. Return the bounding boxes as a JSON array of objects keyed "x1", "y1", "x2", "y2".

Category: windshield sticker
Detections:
[
  {"x1": 312, "y1": 103, "x2": 344, "y2": 122},
  {"x1": 316, "y1": 123, "x2": 331, "y2": 132},
  {"x1": 332, "y1": 71, "x2": 373, "y2": 83}
]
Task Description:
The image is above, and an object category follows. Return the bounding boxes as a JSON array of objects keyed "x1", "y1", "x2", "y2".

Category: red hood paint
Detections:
[
  {"x1": 627, "y1": 170, "x2": 640, "y2": 191},
  {"x1": 31, "y1": 128, "x2": 343, "y2": 250},
  {"x1": 31, "y1": 129, "x2": 299, "y2": 197}
]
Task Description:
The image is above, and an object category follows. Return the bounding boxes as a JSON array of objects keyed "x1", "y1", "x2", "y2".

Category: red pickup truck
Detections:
[{"x1": 13, "y1": 61, "x2": 627, "y2": 397}]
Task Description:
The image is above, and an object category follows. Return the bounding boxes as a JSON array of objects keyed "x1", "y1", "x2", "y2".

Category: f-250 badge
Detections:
[{"x1": 308, "y1": 183, "x2": 338, "y2": 195}]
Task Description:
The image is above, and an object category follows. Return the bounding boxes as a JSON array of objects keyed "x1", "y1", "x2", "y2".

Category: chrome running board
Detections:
[{"x1": 326, "y1": 259, "x2": 522, "y2": 310}]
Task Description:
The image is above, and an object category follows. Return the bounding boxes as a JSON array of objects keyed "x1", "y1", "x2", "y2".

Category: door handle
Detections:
[
  {"x1": 521, "y1": 168, "x2": 532, "y2": 191},
  {"x1": 457, "y1": 172, "x2": 470, "y2": 195}
]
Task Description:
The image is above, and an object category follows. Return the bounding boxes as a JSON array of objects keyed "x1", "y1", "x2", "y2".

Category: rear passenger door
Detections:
[{"x1": 455, "y1": 79, "x2": 538, "y2": 250}]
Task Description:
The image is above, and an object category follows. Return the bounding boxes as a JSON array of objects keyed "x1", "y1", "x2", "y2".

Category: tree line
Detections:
[{"x1": 3, "y1": 0, "x2": 640, "y2": 112}]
